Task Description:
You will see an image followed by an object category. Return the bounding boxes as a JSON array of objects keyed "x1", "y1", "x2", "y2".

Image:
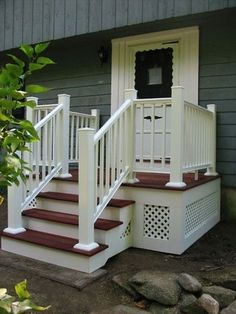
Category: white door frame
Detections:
[{"x1": 111, "y1": 26, "x2": 199, "y2": 113}]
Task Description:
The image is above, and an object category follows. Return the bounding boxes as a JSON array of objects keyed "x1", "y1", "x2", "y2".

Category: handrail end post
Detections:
[{"x1": 76, "y1": 127, "x2": 98, "y2": 250}]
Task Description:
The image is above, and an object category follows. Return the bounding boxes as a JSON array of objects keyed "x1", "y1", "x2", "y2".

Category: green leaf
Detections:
[
  {"x1": 19, "y1": 120, "x2": 39, "y2": 139},
  {"x1": 24, "y1": 100, "x2": 37, "y2": 109},
  {"x1": 37, "y1": 57, "x2": 55, "y2": 65},
  {"x1": 0, "y1": 88, "x2": 10, "y2": 98},
  {"x1": 11, "y1": 90, "x2": 27, "y2": 100},
  {"x1": 29, "y1": 63, "x2": 46, "y2": 72},
  {"x1": 26, "y1": 84, "x2": 50, "y2": 94},
  {"x1": 5, "y1": 64, "x2": 22, "y2": 77},
  {"x1": 35, "y1": 42, "x2": 50, "y2": 55},
  {"x1": 0, "y1": 113, "x2": 11, "y2": 122},
  {"x1": 0, "y1": 289, "x2": 7, "y2": 300},
  {"x1": 20, "y1": 44, "x2": 34, "y2": 58},
  {"x1": 0, "y1": 99, "x2": 16, "y2": 110},
  {"x1": 7, "y1": 55, "x2": 25, "y2": 68},
  {"x1": 15, "y1": 280, "x2": 30, "y2": 301}
]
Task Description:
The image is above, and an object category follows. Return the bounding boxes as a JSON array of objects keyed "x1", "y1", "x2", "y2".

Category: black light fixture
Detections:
[{"x1": 97, "y1": 46, "x2": 108, "y2": 66}]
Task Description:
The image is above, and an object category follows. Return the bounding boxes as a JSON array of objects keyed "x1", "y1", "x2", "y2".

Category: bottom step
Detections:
[{"x1": 1, "y1": 230, "x2": 108, "y2": 273}]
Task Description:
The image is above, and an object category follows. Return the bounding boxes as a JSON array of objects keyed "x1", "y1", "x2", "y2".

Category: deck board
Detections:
[{"x1": 55, "y1": 169, "x2": 220, "y2": 191}]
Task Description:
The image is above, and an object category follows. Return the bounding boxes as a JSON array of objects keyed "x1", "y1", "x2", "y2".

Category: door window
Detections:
[{"x1": 135, "y1": 48, "x2": 173, "y2": 99}]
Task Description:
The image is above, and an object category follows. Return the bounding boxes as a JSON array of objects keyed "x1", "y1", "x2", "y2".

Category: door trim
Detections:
[{"x1": 111, "y1": 26, "x2": 199, "y2": 113}]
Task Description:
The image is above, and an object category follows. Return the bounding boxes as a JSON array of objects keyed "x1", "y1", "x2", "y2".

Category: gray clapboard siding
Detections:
[
  {"x1": 217, "y1": 149, "x2": 236, "y2": 162},
  {"x1": 89, "y1": 0, "x2": 102, "y2": 32},
  {"x1": 0, "y1": 0, "x2": 235, "y2": 52},
  {"x1": 42, "y1": 0, "x2": 55, "y2": 41},
  {"x1": 4, "y1": 0, "x2": 14, "y2": 50},
  {"x1": 3, "y1": 8, "x2": 232, "y2": 187},
  {"x1": 23, "y1": 0, "x2": 33, "y2": 43},
  {"x1": 32, "y1": 0, "x2": 43, "y2": 43},
  {"x1": 115, "y1": 0, "x2": 128, "y2": 27},
  {"x1": 0, "y1": 1, "x2": 5, "y2": 51},
  {"x1": 128, "y1": 0, "x2": 143, "y2": 25},
  {"x1": 142, "y1": 0, "x2": 158, "y2": 23},
  {"x1": 102, "y1": 0, "x2": 116, "y2": 30},
  {"x1": 13, "y1": 0, "x2": 23, "y2": 47}
]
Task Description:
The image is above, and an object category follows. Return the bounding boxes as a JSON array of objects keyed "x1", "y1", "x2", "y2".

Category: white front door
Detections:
[{"x1": 111, "y1": 27, "x2": 199, "y2": 171}]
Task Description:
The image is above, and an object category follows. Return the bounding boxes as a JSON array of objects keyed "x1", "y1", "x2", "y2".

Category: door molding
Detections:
[{"x1": 111, "y1": 26, "x2": 199, "y2": 113}]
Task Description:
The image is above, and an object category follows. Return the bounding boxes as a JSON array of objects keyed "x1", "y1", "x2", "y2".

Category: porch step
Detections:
[
  {"x1": 22, "y1": 208, "x2": 123, "y2": 230},
  {"x1": 1, "y1": 229, "x2": 107, "y2": 255},
  {"x1": 38, "y1": 191, "x2": 135, "y2": 208},
  {"x1": 1, "y1": 229, "x2": 108, "y2": 273}
]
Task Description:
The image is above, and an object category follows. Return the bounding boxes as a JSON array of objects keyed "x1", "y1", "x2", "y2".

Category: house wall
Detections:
[
  {"x1": 1, "y1": 8, "x2": 235, "y2": 218},
  {"x1": 0, "y1": 0, "x2": 235, "y2": 52}
]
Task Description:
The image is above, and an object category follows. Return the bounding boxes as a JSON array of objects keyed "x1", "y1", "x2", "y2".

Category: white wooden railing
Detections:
[
  {"x1": 26, "y1": 96, "x2": 99, "y2": 164},
  {"x1": 134, "y1": 98, "x2": 171, "y2": 173},
  {"x1": 166, "y1": 86, "x2": 217, "y2": 187},
  {"x1": 75, "y1": 86, "x2": 217, "y2": 250},
  {"x1": 69, "y1": 109, "x2": 99, "y2": 162},
  {"x1": 74, "y1": 89, "x2": 137, "y2": 251},
  {"x1": 5, "y1": 94, "x2": 71, "y2": 234}
]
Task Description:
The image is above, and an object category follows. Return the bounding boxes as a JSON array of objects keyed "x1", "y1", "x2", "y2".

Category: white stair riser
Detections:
[
  {"x1": 36, "y1": 198, "x2": 78, "y2": 214},
  {"x1": 44, "y1": 180, "x2": 78, "y2": 194},
  {"x1": 1, "y1": 237, "x2": 107, "y2": 273},
  {"x1": 22, "y1": 216, "x2": 132, "y2": 258},
  {"x1": 22, "y1": 216, "x2": 110, "y2": 244},
  {"x1": 36, "y1": 197, "x2": 133, "y2": 221}
]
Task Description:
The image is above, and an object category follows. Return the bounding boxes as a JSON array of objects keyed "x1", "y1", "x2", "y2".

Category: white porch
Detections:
[{"x1": 1, "y1": 86, "x2": 220, "y2": 273}]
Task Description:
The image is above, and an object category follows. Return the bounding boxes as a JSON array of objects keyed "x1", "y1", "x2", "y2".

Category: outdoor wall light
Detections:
[{"x1": 97, "y1": 46, "x2": 108, "y2": 66}]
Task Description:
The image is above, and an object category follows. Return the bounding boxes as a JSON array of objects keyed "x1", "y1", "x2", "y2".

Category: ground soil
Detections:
[{"x1": 0, "y1": 195, "x2": 236, "y2": 314}]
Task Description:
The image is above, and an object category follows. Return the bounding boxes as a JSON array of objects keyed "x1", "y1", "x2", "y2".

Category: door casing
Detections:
[{"x1": 111, "y1": 26, "x2": 199, "y2": 113}]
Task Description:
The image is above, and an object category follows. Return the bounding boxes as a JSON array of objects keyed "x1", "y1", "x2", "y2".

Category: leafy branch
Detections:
[{"x1": 0, "y1": 42, "x2": 55, "y2": 187}]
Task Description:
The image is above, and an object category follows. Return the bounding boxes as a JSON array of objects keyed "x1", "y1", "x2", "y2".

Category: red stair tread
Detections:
[
  {"x1": 1, "y1": 229, "x2": 108, "y2": 256},
  {"x1": 23, "y1": 208, "x2": 123, "y2": 230},
  {"x1": 38, "y1": 191, "x2": 135, "y2": 207}
]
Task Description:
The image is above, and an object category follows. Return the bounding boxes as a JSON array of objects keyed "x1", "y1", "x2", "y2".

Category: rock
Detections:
[
  {"x1": 90, "y1": 304, "x2": 150, "y2": 314},
  {"x1": 198, "y1": 293, "x2": 219, "y2": 314},
  {"x1": 112, "y1": 273, "x2": 142, "y2": 300},
  {"x1": 177, "y1": 273, "x2": 202, "y2": 293},
  {"x1": 221, "y1": 300, "x2": 236, "y2": 314},
  {"x1": 129, "y1": 271, "x2": 181, "y2": 306},
  {"x1": 179, "y1": 292, "x2": 205, "y2": 314},
  {"x1": 203, "y1": 285, "x2": 236, "y2": 308},
  {"x1": 149, "y1": 302, "x2": 181, "y2": 313}
]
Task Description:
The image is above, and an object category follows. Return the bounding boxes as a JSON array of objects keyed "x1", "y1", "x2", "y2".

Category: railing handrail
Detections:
[
  {"x1": 94, "y1": 99, "x2": 131, "y2": 144},
  {"x1": 134, "y1": 97, "x2": 171, "y2": 105},
  {"x1": 34, "y1": 104, "x2": 58, "y2": 110},
  {"x1": 69, "y1": 111, "x2": 96, "y2": 119},
  {"x1": 184, "y1": 101, "x2": 213, "y2": 116},
  {"x1": 35, "y1": 103, "x2": 64, "y2": 131}
]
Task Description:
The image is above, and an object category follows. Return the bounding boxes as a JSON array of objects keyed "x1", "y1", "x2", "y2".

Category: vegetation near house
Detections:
[
  {"x1": 0, "y1": 42, "x2": 54, "y2": 192},
  {"x1": 0, "y1": 280, "x2": 50, "y2": 313}
]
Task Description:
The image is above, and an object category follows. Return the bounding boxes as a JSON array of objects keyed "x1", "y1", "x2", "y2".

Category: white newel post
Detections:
[
  {"x1": 166, "y1": 86, "x2": 186, "y2": 188},
  {"x1": 74, "y1": 128, "x2": 99, "y2": 251},
  {"x1": 124, "y1": 89, "x2": 139, "y2": 183},
  {"x1": 26, "y1": 96, "x2": 38, "y2": 123},
  {"x1": 205, "y1": 104, "x2": 218, "y2": 176},
  {"x1": 4, "y1": 183, "x2": 26, "y2": 234},
  {"x1": 57, "y1": 94, "x2": 72, "y2": 178},
  {"x1": 91, "y1": 109, "x2": 100, "y2": 131}
]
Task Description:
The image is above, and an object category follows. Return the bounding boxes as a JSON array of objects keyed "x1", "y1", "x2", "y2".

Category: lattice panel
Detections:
[
  {"x1": 143, "y1": 204, "x2": 170, "y2": 240},
  {"x1": 185, "y1": 192, "x2": 218, "y2": 238},
  {"x1": 120, "y1": 221, "x2": 131, "y2": 239}
]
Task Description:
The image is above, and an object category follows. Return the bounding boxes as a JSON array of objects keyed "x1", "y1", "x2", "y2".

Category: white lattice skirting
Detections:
[{"x1": 116, "y1": 177, "x2": 221, "y2": 254}]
